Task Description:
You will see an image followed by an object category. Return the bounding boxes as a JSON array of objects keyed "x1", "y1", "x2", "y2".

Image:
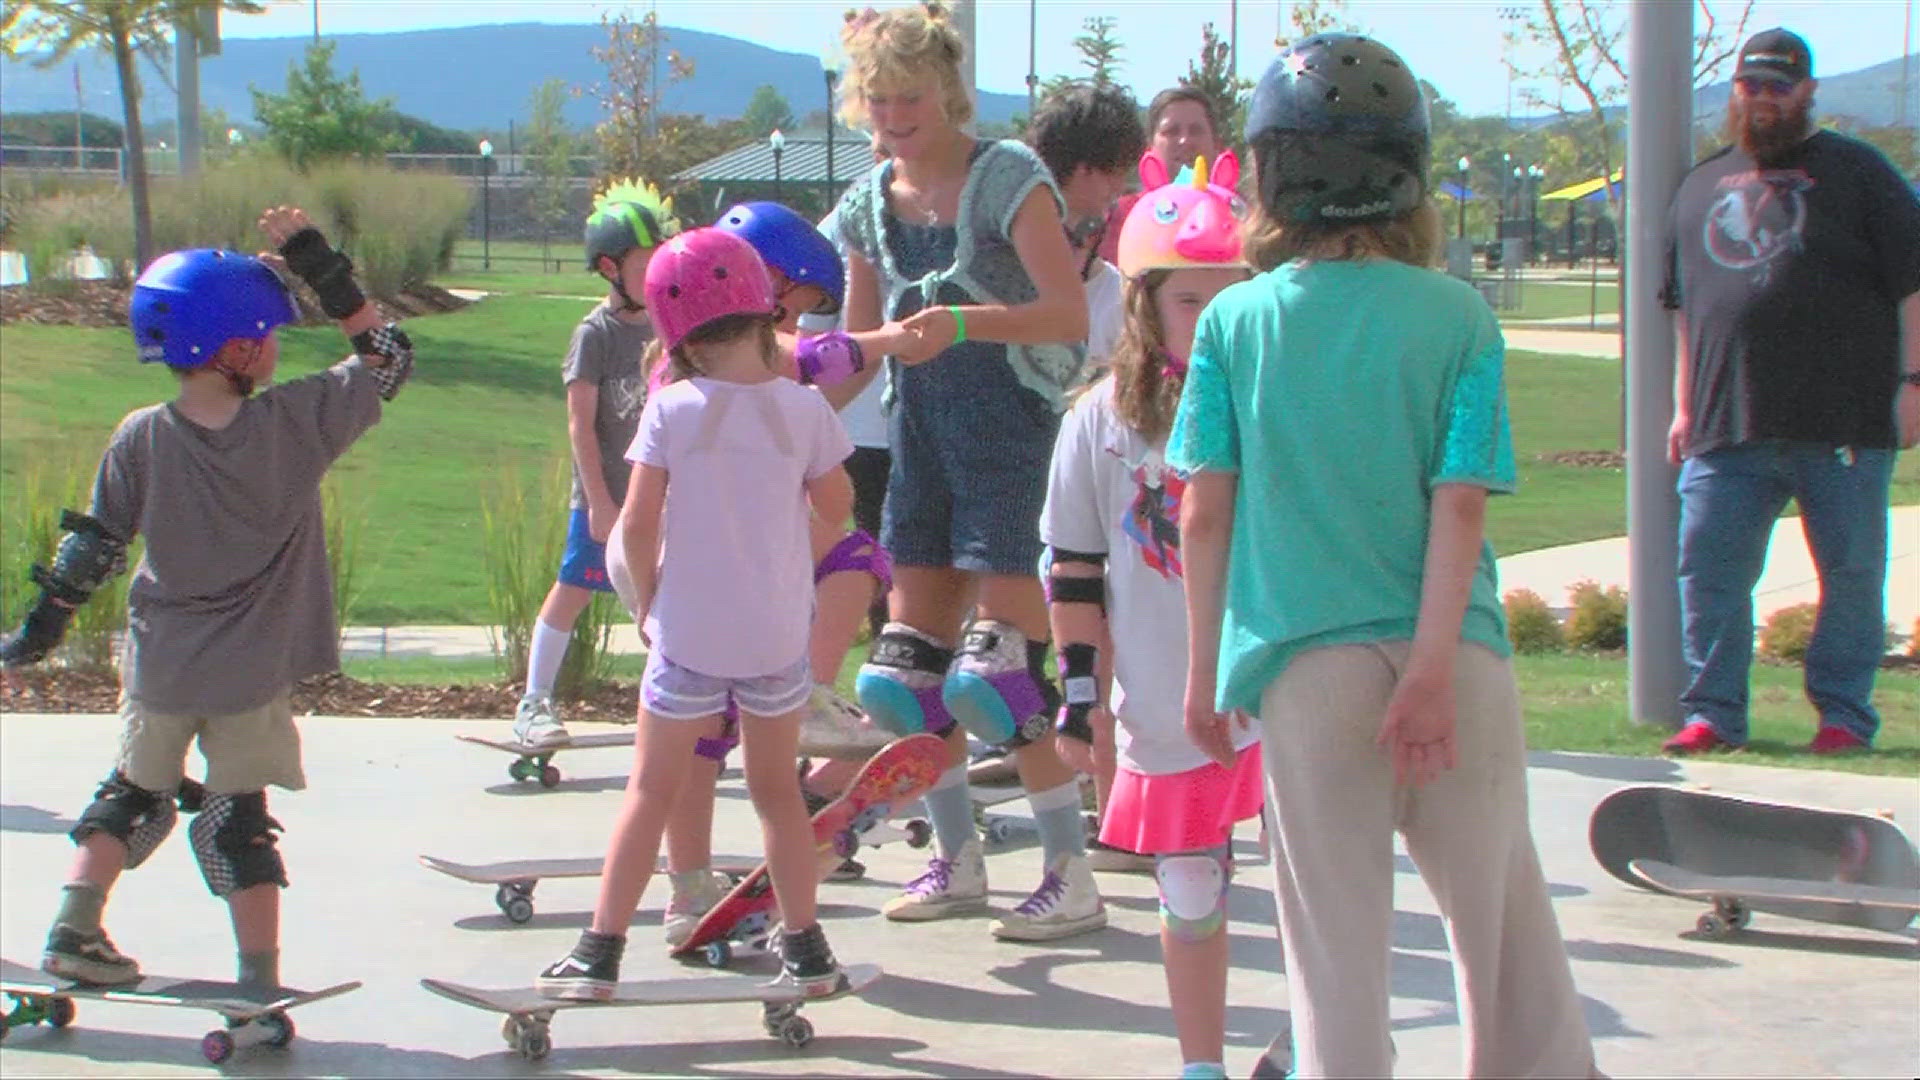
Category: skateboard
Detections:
[
  {"x1": 457, "y1": 731, "x2": 633, "y2": 789},
  {"x1": 419, "y1": 854, "x2": 757, "y2": 924},
  {"x1": 1589, "y1": 784, "x2": 1920, "y2": 933},
  {"x1": 1629, "y1": 858, "x2": 1920, "y2": 939},
  {"x1": 421, "y1": 962, "x2": 882, "y2": 1061},
  {"x1": 673, "y1": 734, "x2": 945, "y2": 969},
  {"x1": 0, "y1": 958, "x2": 360, "y2": 1064},
  {"x1": 970, "y1": 776, "x2": 1099, "y2": 845}
]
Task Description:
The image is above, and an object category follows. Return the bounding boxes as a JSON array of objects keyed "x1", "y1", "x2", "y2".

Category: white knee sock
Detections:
[{"x1": 525, "y1": 618, "x2": 571, "y2": 700}]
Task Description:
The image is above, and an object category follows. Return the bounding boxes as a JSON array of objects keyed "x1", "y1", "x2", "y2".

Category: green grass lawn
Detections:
[{"x1": 1502, "y1": 279, "x2": 1620, "y2": 322}]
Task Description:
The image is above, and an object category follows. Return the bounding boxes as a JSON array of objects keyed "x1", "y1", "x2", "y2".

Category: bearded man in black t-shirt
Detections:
[{"x1": 1660, "y1": 28, "x2": 1920, "y2": 757}]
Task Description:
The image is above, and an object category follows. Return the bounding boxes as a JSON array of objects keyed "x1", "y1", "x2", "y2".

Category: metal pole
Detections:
[
  {"x1": 176, "y1": 13, "x2": 201, "y2": 176},
  {"x1": 951, "y1": 0, "x2": 977, "y2": 133},
  {"x1": 825, "y1": 69, "x2": 836, "y2": 211},
  {"x1": 1026, "y1": 0, "x2": 1036, "y2": 120},
  {"x1": 482, "y1": 161, "x2": 491, "y2": 270},
  {"x1": 1229, "y1": 0, "x2": 1238, "y2": 89},
  {"x1": 74, "y1": 63, "x2": 83, "y2": 169},
  {"x1": 774, "y1": 149, "x2": 783, "y2": 202},
  {"x1": 312, "y1": 0, "x2": 319, "y2": 42},
  {"x1": 1625, "y1": 0, "x2": 1691, "y2": 729}
]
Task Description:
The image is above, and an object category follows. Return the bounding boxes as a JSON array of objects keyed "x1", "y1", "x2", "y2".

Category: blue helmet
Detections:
[
  {"x1": 712, "y1": 202, "x2": 844, "y2": 315},
  {"x1": 130, "y1": 249, "x2": 299, "y2": 369}
]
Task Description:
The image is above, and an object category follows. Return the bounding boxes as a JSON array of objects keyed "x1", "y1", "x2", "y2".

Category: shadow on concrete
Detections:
[
  {"x1": 1, "y1": 803, "x2": 74, "y2": 834},
  {"x1": 460, "y1": 1033, "x2": 1036, "y2": 1078},
  {"x1": 450, "y1": 901, "x2": 882, "y2": 934},
  {"x1": 0, "y1": 1027, "x2": 488, "y2": 1078},
  {"x1": 1670, "y1": 927, "x2": 1920, "y2": 960},
  {"x1": 1528, "y1": 751, "x2": 1682, "y2": 784},
  {"x1": 1562, "y1": 938, "x2": 1738, "y2": 969},
  {"x1": 481, "y1": 777, "x2": 752, "y2": 798}
]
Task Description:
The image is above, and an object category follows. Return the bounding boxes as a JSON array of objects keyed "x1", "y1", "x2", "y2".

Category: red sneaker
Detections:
[
  {"x1": 1661, "y1": 720, "x2": 1728, "y2": 755},
  {"x1": 1808, "y1": 725, "x2": 1869, "y2": 754}
]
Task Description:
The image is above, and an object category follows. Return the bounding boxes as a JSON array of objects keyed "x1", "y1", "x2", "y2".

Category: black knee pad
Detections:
[
  {"x1": 72, "y1": 772, "x2": 177, "y2": 868},
  {"x1": 189, "y1": 791, "x2": 287, "y2": 897}
]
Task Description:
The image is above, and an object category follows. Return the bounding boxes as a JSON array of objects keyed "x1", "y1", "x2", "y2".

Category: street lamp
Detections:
[
  {"x1": 1526, "y1": 164, "x2": 1545, "y2": 263},
  {"x1": 770, "y1": 129, "x2": 786, "y2": 202},
  {"x1": 1499, "y1": 152, "x2": 1512, "y2": 240},
  {"x1": 1456, "y1": 156, "x2": 1470, "y2": 240},
  {"x1": 822, "y1": 53, "x2": 842, "y2": 210},
  {"x1": 479, "y1": 139, "x2": 494, "y2": 271}
]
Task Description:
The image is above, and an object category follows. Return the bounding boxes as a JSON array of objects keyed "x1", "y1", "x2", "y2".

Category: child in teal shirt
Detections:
[{"x1": 1170, "y1": 34, "x2": 1598, "y2": 1079}]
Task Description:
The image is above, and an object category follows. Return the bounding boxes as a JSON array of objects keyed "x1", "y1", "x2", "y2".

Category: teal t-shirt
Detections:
[{"x1": 1165, "y1": 259, "x2": 1517, "y2": 715}]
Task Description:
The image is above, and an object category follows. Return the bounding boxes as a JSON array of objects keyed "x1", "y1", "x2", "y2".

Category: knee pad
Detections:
[
  {"x1": 815, "y1": 530, "x2": 893, "y2": 593},
  {"x1": 696, "y1": 699, "x2": 741, "y2": 763},
  {"x1": 71, "y1": 772, "x2": 176, "y2": 869},
  {"x1": 189, "y1": 791, "x2": 287, "y2": 898},
  {"x1": 856, "y1": 623, "x2": 955, "y2": 736},
  {"x1": 1156, "y1": 847, "x2": 1231, "y2": 942},
  {"x1": 941, "y1": 620, "x2": 1058, "y2": 749}
]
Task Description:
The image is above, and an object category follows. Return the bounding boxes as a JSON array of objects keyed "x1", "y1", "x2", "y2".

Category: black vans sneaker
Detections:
[
  {"x1": 536, "y1": 930, "x2": 624, "y2": 1001},
  {"x1": 43, "y1": 924, "x2": 141, "y2": 986},
  {"x1": 779, "y1": 923, "x2": 843, "y2": 997}
]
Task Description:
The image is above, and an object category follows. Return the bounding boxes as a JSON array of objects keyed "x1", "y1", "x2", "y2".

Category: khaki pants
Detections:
[
  {"x1": 1258, "y1": 642, "x2": 1594, "y2": 1078},
  {"x1": 117, "y1": 692, "x2": 306, "y2": 795}
]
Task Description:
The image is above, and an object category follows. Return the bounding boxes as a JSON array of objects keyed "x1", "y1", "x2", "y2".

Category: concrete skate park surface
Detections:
[{"x1": 1, "y1": 714, "x2": 1915, "y2": 1078}]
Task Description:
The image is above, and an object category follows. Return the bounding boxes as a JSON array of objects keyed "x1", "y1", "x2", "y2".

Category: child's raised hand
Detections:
[
  {"x1": 257, "y1": 205, "x2": 314, "y2": 249},
  {"x1": 1376, "y1": 662, "x2": 1458, "y2": 787}
]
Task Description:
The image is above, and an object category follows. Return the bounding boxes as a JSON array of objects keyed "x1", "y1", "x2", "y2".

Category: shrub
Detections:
[
  {"x1": 1504, "y1": 588, "x2": 1565, "y2": 654},
  {"x1": 322, "y1": 475, "x2": 372, "y2": 639},
  {"x1": 1909, "y1": 617, "x2": 1920, "y2": 660},
  {"x1": 1757, "y1": 602, "x2": 1818, "y2": 662},
  {"x1": 1564, "y1": 579, "x2": 1628, "y2": 651}
]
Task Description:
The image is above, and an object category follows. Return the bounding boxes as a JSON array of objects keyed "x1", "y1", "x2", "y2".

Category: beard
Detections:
[{"x1": 1727, "y1": 92, "x2": 1813, "y2": 167}]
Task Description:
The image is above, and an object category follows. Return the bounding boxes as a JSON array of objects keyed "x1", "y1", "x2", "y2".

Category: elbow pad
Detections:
[
  {"x1": 351, "y1": 323, "x2": 415, "y2": 401},
  {"x1": 1045, "y1": 546, "x2": 1107, "y2": 610},
  {"x1": 794, "y1": 331, "x2": 865, "y2": 387}
]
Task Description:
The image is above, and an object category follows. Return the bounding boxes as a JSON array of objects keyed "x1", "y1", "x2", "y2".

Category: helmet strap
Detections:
[
  {"x1": 210, "y1": 343, "x2": 258, "y2": 398},
  {"x1": 1157, "y1": 349, "x2": 1189, "y2": 381}
]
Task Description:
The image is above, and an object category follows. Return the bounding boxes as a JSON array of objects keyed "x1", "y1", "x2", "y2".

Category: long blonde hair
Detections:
[
  {"x1": 1105, "y1": 271, "x2": 1181, "y2": 443},
  {"x1": 838, "y1": 3, "x2": 972, "y2": 131}
]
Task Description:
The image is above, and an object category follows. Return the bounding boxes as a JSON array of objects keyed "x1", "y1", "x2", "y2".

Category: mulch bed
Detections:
[
  {"x1": 0, "y1": 668, "x2": 640, "y2": 723},
  {"x1": 1539, "y1": 449, "x2": 1627, "y2": 469},
  {"x1": 0, "y1": 280, "x2": 470, "y2": 328}
]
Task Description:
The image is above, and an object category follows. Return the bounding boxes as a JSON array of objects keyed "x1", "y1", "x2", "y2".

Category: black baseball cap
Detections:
[{"x1": 1734, "y1": 28, "x2": 1813, "y2": 86}]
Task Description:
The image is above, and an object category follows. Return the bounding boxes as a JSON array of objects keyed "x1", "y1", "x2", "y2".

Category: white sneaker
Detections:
[
  {"x1": 798, "y1": 685, "x2": 893, "y2": 759},
  {"x1": 990, "y1": 853, "x2": 1107, "y2": 941},
  {"x1": 662, "y1": 869, "x2": 734, "y2": 948},
  {"x1": 882, "y1": 838, "x2": 989, "y2": 921},
  {"x1": 513, "y1": 695, "x2": 569, "y2": 748}
]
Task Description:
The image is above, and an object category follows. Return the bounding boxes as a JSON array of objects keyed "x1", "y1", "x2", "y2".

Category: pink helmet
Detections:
[
  {"x1": 643, "y1": 227, "x2": 779, "y2": 350},
  {"x1": 1115, "y1": 150, "x2": 1251, "y2": 278}
]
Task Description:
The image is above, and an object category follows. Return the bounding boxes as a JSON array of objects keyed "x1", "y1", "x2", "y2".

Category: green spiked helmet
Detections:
[{"x1": 584, "y1": 177, "x2": 682, "y2": 272}]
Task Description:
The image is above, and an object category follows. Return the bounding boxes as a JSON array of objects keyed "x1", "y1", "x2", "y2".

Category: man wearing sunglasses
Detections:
[{"x1": 1660, "y1": 28, "x2": 1920, "y2": 757}]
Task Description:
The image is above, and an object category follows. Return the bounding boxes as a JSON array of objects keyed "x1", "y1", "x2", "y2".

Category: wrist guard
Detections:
[
  {"x1": 35, "y1": 510, "x2": 128, "y2": 605},
  {"x1": 794, "y1": 331, "x2": 865, "y2": 387},
  {"x1": 351, "y1": 323, "x2": 415, "y2": 400},
  {"x1": 0, "y1": 594, "x2": 76, "y2": 667},
  {"x1": 279, "y1": 226, "x2": 366, "y2": 319},
  {"x1": 1055, "y1": 642, "x2": 1100, "y2": 744}
]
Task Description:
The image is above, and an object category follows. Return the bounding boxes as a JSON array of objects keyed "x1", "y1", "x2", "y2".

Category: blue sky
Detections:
[{"x1": 224, "y1": 1, "x2": 1915, "y2": 118}]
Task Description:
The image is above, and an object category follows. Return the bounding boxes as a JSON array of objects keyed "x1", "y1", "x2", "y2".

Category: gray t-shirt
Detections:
[
  {"x1": 562, "y1": 303, "x2": 654, "y2": 509},
  {"x1": 92, "y1": 359, "x2": 385, "y2": 714}
]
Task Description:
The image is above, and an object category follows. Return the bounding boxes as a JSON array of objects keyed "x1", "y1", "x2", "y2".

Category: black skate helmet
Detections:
[{"x1": 1243, "y1": 34, "x2": 1430, "y2": 225}]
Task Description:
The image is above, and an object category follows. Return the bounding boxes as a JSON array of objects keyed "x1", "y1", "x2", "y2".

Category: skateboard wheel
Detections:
[
  {"x1": 49, "y1": 997, "x2": 75, "y2": 1029},
  {"x1": 832, "y1": 829, "x2": 858, "y2": 859},
  {"x1": 508, "y1": 759, "x2": 531, "y2": 782},
  {"x1": 703, "y1": 941, "x2": 733, "y2": 969},
  {"x1": 520, "y1": 1026, "x2": 552, "y2": 1061},
  {"x1": 261, "y1": 1011, "x2": 294, "y2": 1048},
  {"x1": 501, "y1": 1014, "x2": 524, "y2": 1047},
  {"x1": 778, "y1": 1016, "x2": 814, "y2": 1049},
  {"x1": 504, "y1": 895, "x2": 535, "y2": 923},
  {"x1": 1696, "y1": 912, "x2": 1733, "y2": 939},
  {"x1": 201, "y1": 1028, "x2": 236, "y2": 1064},
  {"x1": 905, "y1": 819, "x2": 932, "y2": 848},
  {"x1": 540, "y1": 765, "x2": 562, "y2": 789}
]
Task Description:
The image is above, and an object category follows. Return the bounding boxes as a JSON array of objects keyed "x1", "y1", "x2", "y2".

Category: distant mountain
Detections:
[
  {"x1": 1515, "y1": 52, "x2": 1918, "y2": 130},
  {"x1": 0, "y1": 22, "x2": 1030, "y2": 135}
]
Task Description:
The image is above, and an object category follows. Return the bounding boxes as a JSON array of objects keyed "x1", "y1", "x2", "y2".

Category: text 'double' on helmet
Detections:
[
  {"x1": 129, "y1": 250, "x2": 299, "y2": 369},
  {"x1": 643, "y1": 227, "x2": 781, "y2": 351},
  {"x1": 1242, "y1": 34, "x2": 1431, "y2": 225}
]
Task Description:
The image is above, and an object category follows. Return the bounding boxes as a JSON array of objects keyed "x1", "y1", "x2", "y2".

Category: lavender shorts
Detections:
[{"x1": 641, "y1": 651, "x2": 813, "y2": 721}]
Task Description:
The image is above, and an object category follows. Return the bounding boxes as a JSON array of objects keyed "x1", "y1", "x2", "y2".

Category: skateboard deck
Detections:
[
  {"x1": 422, "y1": 962, "x2": 880, "y2": 1060},
  {"x1": 674, "y1": 734, "x2": 945, "y2": 968},
  {"x1": 419, "y1": 854, "x2": 758, "y2": 923},
  {"x1": 457, "y1": 731, "x2": 633, "y2": 789},
  {"x1": 1629, "y1": 858, "x2": 1920, "y2": 938},
  {"x1": 1590, "y1": 784, "x2": 1920, "y2": 933},
  {"x1": 0, "y1": 958, "x2": 360, "y2": 1064}
]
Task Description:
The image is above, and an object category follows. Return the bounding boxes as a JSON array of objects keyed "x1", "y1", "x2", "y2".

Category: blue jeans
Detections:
[{"x1": 1676, "y1": 442, "x2": 1893, "y2": 745}]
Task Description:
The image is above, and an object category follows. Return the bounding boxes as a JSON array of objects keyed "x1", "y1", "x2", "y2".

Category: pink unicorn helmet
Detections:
[
  {"x1": 1115, "y1": 150, "x2": 1251, "y2": 279},
  {"x1": 643, "y1": 227, "x2": 779, "y2": 351}
]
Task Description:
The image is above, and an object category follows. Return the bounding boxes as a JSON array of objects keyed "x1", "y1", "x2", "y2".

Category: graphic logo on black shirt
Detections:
[{"x1": 1704, "y1": 169, "x2": 1814, "y2": 283}]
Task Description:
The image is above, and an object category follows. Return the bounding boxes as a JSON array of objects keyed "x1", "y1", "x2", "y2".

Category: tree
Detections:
[
  {"x1": 251, "y1": 40, "x2": 401, "y2": 171},
  {"x1": 1513, "y1": 0, "x2": 1756, "y2": 224},
  {"x1": 1037, "y1": 15, "x2": 1126, "y2": 103},
  {"x1": 1275, "y1": 0, "x2": 1363, "y2": 49},
  {"x1": 524, "y1": 78, "x2": 573, "y2": 239},
  {"x1": 1831, "y1": 118, "x2": 1918, "y2": 179},
  {"x1": 581, "y1": 8, "x2": 694, "y2": 183},
  {"x1": 741, "y1": 84, "x2": 793, "y2": 138},
  {"x1": 3, "y1": 0, "x2": 265, "y2": 272},
  {"x1": 1180, "y1": 22, "x2": 1252, "y2": 149}
]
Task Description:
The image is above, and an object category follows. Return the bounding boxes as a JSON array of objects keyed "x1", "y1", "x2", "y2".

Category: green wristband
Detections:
[{"x1": 947, "y1": 305, "x2": 968, "y2": 344}]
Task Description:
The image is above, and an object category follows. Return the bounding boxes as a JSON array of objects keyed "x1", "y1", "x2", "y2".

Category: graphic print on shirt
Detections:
[
  {"x1": 1113, "y1": 446, "x2": 1186, "y2": 579},
  {"x1": 606, "y1": 374, "x2": 648, "y2": 421},
  {"x1": 1703, "y1": 169, "x2": 1815, "y2": 285}
]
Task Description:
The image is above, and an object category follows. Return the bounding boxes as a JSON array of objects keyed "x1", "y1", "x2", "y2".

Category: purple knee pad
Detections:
[
  {"x1": 815, "y1": 530, "x2": 893, "y2": 591},
  {"x1": 794, "y1": 331, "x2": 865, "y2": 388},
  {"x1": 694, "y1": 699, "x2": 742, "y2": 762}
]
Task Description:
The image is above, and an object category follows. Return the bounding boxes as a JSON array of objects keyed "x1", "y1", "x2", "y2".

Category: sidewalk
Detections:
[{"x1": 343, "y1": 507, "x2": 1919, "y2": 661}]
